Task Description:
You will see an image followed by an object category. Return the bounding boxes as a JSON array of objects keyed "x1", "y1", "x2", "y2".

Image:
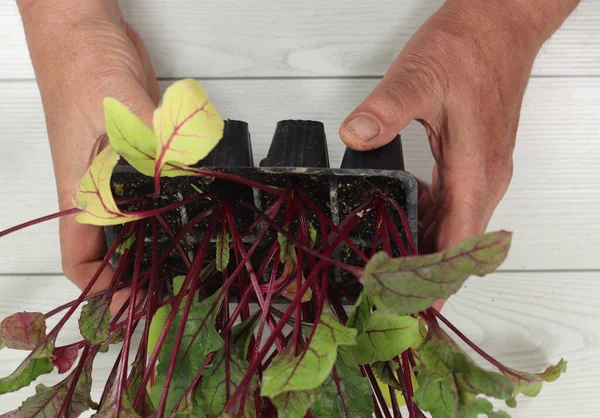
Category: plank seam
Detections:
[
  {"x1": 0, "y1": 269, "x2": 599, "y2": 277},
  {"x1": 1, "y1": 75, "x2": 600, "y2": 83}
]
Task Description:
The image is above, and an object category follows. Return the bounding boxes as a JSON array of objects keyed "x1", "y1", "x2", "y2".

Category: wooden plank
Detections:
[
  {"x1": 1, "y1": 0, "x2": 599, "y2": 79},
  {"x1": 0, "y1": 272, "x2": 598, "y2": 416},
  {"x1": 0, "y1": 77, "x2": 599, "y2": 273}
]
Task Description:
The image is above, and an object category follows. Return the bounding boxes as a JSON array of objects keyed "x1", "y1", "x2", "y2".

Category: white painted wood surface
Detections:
[
  {"x1": 1, "y1": 0, "x2": 600, "y2": 79},
  {"x1": 1, "y1": 78, "x2": 599, "y2": 272},
  {"x1": 1, "y1": 0, "x2": 599, "y2": 416}
]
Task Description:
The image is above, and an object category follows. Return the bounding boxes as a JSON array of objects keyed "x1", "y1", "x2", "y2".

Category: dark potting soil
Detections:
[{"x1": 105, "y1": 120, "x2": 417, "y2": 303}]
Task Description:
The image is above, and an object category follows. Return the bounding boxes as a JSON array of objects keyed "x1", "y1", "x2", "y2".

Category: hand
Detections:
[
  {"x1": 17, "y1": 0, "x2": 160, "y2": 312},
  {"x1": 339, "y1": 0, "x2": 578, "y2": 310}
]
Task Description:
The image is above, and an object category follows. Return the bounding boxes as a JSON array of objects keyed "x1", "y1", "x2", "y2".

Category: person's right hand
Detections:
[
  {"x1": 17, "y1": 0, "x2": 160, "y2": 312},
  {"x1": 339, "y1": 0, "x2": 579, "y2": 310}
]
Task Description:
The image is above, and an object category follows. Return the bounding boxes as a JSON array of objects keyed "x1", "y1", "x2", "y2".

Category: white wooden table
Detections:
[{"x1": 1, "y1": 1, "x2": 599, "y2": 416}]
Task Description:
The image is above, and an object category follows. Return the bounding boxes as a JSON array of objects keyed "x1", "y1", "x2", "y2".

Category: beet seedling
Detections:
[{"x1": 0, "y1": 78, "x2": 565, "y2": 418}]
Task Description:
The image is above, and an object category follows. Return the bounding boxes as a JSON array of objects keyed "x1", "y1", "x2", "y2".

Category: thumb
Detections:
[{"x1": 340, "y1": 65, "x2": 439, "y2": 151}]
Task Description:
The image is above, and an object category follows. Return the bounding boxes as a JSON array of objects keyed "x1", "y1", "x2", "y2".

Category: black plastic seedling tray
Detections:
[{"x1": 105, "y1": 120, "x2": 417, "y2": 300}]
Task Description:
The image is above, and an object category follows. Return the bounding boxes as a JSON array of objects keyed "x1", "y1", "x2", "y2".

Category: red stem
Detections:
[
  {"x1": 153, "y1": 209, "x2": 217, "y2": 416},
  {"x1": 169, "y1": 352, "x2": 216, "y2": 413},
  {"x1": 237, "y1": 200, "x2": 363, "y2": 277},
  {"x1": 383, "y1": 196, "x2": 417, "y2": 255},
  {"x1": 225, "y1": 206, "x2": 267, "y2": 309},
  {"x1": 0, "y1": 208, "x2": 80, "y2": 238},
  {"x1": 401, "y1": 351, "x2": 416, "y2": 417},
  {"x1": 187, "y1": 167, "x2": 284, "y2": 196},
  {"x1": 57, "y1": 345, "x2": 92, "y2": 418},
  {"x1": 116, "y1": 221, "x2": 147, "y2": 415},
  {"x1": 380, "y1": 205, "x2": 409, "y2": 257},
  {"x1": 363, "y1": 364, "x2": 392, "y2": 418},
  {"x1": 296, "y1": 188, "x2": 370, "y2": 263},
  {"x1": 253, "y1": 251, "x2": 280, "y2": 361},
  {"x1": 155, "y1": 214, "x2": 192, "y2": 268},
  {"x1": 389, "y1": 385, "x2": 403, "y2": 418},
  {"x1": 331, "y1": 365, "x2": 351, "y2": 416},
  {"x1": 128, "y1": 191, "x2": 217, "y2": 218},
  {"x1": 133, "y1": 211, "x2": 219, "y2": 408},
  {"x1": 47, "y1": 223, "x2": 134, "y2": 340},
  {"x1": 431, "y1": 309, "x2": 525, "y2": 379}
]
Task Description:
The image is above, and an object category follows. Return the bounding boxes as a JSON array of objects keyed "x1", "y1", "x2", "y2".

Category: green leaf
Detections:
[
  {"x1": 505, "y1": 358, "x2": 566, "y2": 407},
  {"x1": 12, "y1": 360, "x2": 95, "y2": 418},
  {"x1": 93, "y1": 387, "x2": 141, "y2": 418},
  {"x1": 151, "y1": 289, "x2": 224, "y2": 413},
  {"x1": 172, "y1": 276, "x2": 186, "y2": 296},
  {"x1": 231, "y1": 316, "x2": 259, "y2": 360},
  {"x1": 273, "y1": 387, "x2": 320, "y2": 418},
  {"x1": 361, "y1": 231, "x2": 512, "y2": 315},
  {"x1": 346, "y1": 291, "x2": 372, "y2": 335},
  {"x1": 353, "y1": 312, "x2": 419, "y2": 364},
  {"x1": 0, "y1": 344, "x2": 55, "y2": 395},
  {"x1": 105, "y1": 97, "x2": 158, "y2": 177},
  {"x1": 371, "y1": 361, "x2": 401, "y2": 391},
  {"x1": 116, "y1": 233, "x2": 136, "y2": 255},
  {"x1": 261, "y1": 310, "x2": 357, "y2": 398},
  {"x1": 459, "y1": 393, "x2": 511, "y2": 418},
  {"x1": 413, "y1": 369, "x2": 458, "y2": 418},
  {"x1": 216, "y1": 230, "x2": 230, "y2": 272},
  {"x1": 168, "y1": 389, "x2": 202, "y2": 417},
  {"x1": 170, "y1": 276, "x2": 199, "y2": 306},
  {"x1": 197, "y1": 350, "x2": 256, "y2": 417},
  {"x1": 419, "y1": 328, "x2": 513, "y2": 400},
  {"x1": 277, "y1": 227, "x2": 290, "y2": 262},
  {"x1": 150, "y1": 374, "x2": 187, "y2": 418},
  {"x1": 98, "y1": 329, "x2": 126, "y2": 354},
  {"x1": 79, "y1": 298, "x2": 111, "y2": 344},
  {"x1": 190, "y1": 184, "x2": 203, "y2": 194},
  {"x1": 0, "y1": 312, "x2": 47, "y2": 351},
  {"x1": 307, "y1": 220, "x2": 317, "y2": 248},
  {"x1": 127, "y1": 361, "x2": 157, "y2": 417},
  {"x1": 311, "y1": 355, "x2": 374, "y2": 418}
]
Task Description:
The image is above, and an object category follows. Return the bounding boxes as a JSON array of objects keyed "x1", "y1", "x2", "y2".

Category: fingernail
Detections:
[{"x1": 346, "y1": 114, "x2": 380, "y2": 141}]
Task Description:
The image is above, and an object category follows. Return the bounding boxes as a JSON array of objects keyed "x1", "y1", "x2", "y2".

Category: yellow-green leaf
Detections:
[
  {"x1": 104, "y1": 97, "x2": 157, "y2": 177},
  {"x1": 505, "y1": 358, "x2": 567, "y2": 407},
  {"x1": 153, "y1": 79, "x2": 224, "y2": 177},
  {"x1": 74, "y1": 146, "x2": 142, "y2": 226},
  {"x1": 216, "y1": 230, "x2": 230, "y2": 272},
  {"x1": 104, "y1": 97, "x2": 192, "y2": 179}
]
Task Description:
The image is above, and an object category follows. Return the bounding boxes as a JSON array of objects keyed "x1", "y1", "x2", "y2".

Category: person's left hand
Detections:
[{"x1": 17, "y1": 0, "x2": 160, "y2": 314}]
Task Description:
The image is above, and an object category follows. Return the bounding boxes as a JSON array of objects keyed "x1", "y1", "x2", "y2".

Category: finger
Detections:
[
  {"x1": 434, "y1": 162, "x2": 511, "y2": 252},
  {"x1": 432, "y1": 299, "x2": 446, "y2": 311},
  {"x1": 59, "y1": 217, "x2": 114, "y2": 295},
  {"x1": 125, "y1": 22, "x2": 161, "y2": 106},
  {"x1": 340, "y1": 60, "x2": 439, "y2": 151},
  {"x1": 97, "y1": 72, "x2": 158, "y2": 129}
]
